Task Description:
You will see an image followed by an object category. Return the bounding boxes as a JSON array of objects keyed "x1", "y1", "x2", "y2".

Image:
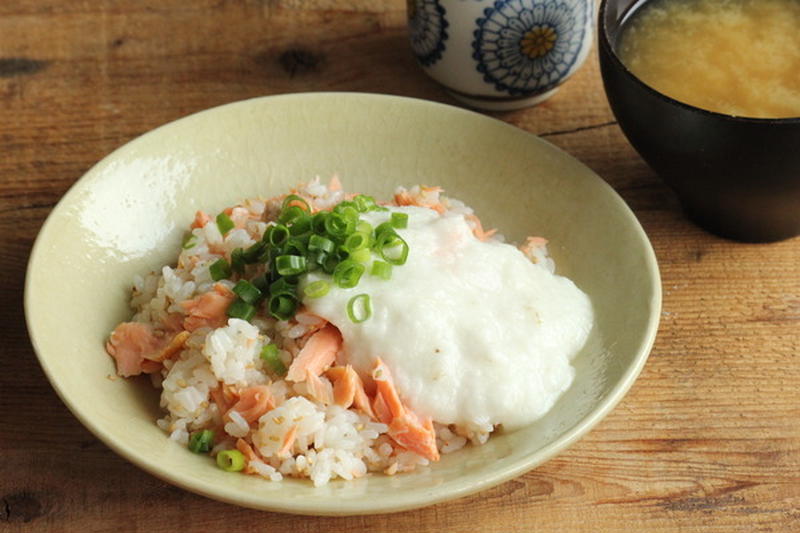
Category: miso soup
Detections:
[{"x1": 617, "y1": 0, "x2": 800, "y2": 119}]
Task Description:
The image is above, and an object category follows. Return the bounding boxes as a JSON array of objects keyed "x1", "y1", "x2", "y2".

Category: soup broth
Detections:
[{"x1": 617, "y1": 0, "x2": 800, "y2": 119}]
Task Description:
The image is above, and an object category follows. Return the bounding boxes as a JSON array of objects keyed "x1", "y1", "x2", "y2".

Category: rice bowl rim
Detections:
[{"x1": 25, "y1": 92, "x2": 661, "y2": 515}]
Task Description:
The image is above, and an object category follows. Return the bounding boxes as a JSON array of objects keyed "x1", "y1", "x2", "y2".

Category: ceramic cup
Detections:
[{"x1": 407, "y1": 0, "x2": 595, "y2": 111}]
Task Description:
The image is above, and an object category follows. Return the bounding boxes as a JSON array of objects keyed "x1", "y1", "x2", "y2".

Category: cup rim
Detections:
[{"x1": 598, "y1": 0, "x2": 800, "y2": 124}]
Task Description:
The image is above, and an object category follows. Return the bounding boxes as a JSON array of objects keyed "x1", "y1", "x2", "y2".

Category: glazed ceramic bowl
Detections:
[
  {"x1": 408, "y1": 0, "x2": 595, "y2": 110},
  {"x1": 26, "y1": 93, "x2": 660, "y2": 515},
  {"x1": 599, "y1": 0, "x2": 800, "y2": 243}
]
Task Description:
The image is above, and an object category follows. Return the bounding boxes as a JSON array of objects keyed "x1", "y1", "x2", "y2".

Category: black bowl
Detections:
[{"x1": 598, "y1": 0, "x2": 800, "y2": 243}]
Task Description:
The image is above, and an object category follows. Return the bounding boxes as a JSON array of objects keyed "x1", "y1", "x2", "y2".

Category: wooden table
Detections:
[{"x1": 2, "y1": 1, "x2": 799, "y2": 531}]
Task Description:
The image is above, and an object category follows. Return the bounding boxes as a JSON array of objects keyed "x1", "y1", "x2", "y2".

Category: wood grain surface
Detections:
[{"x1": 2, "y1": 1, "x2": 799, "y2": 531}]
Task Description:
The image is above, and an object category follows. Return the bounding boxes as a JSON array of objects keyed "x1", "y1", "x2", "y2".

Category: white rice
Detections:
[{"x1": 203, "y1": 319, "x2": 266, "y2": 387}]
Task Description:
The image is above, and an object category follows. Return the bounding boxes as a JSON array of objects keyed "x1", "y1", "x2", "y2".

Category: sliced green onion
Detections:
[
  {"x1": 375, "y1": 232, "x2": 409, "y2": 266},
  {"x1": 334, "y1": 245, "x2": 350, "y2": 261},
  {"x1": 322, "y1": 253, "x2": 340, "y2": 274},
  {"x1": 333, "y1": 259, "x2": 365, "y2": 288},
  {"x1": 208, "y1": 195, "x2": 412, "y2": 325},
  {"x1": 312, "y1": 212, "x2": 329, "y2": 234},
  {"x1": 275, "y1": 255, "x2": 307, "y2": 276},
  {"x1": 333, "y1": 200, "x2": 356, "y2": 214},
  {"x1": 288, "y1": 214, "x2": 312, "y2": 236},
  {"x1": 269, "y1": 277, "x2": 297, "y2": 297},
  {"x1": 188, "y1": 429, "x2": 215, "y2": 454},
  {"x1": 182, "y1": 233, "x2": 198, "y2": 250},
  {"x1": 324, "y1": 213, "x2": 354, "y2": 239},
  {"x1": 281, "y1": 194, "x2": 311, "y2": 212},
  {"x1": 343, "y1": 232, "x2": 369, "y2": 252},
  {"x1": 380, "y1": 241, "x2": 409, "y2": 265},
  {"x1": 338, "y1": 205, "x2": 360, "y2": 223},
  {"x1": 309, "y1": 234, "x2": 336, "y2": 254},
  {"x1": 283, "y1": 238, "x2": 307, "y2": 257},
  {"x1": 349, "y1": 248, "x2": 372, "y2": 264},
  {"x1": 356, "y1": 220, "x2": 373, "y2": 235},
  {"x1": 251, "y1": 273, "x2": 269, "y2": 293},
  {"x1": 268, "y1": 293, "x2": 297, "y2": 321},
  {"x1": 230, "y1": 248, "x2": 245, "y2": 274},
  {"x1": 347, "y1": 293, "x2": 372, "y2": 323},
  {"x1": 243, "y1": 241, "x2": 265, "y2": 263},
  {"x1": 233, "y1": 279, "x2": 262, "y2": 304},
  {"x1": 390, "y1": 212, "x2": 409, "y2": 229},
  {"x1": 257, "y1": 246, "x2": 275, "y2": 265},
  {"x1": 260, "y1": 343, "x2": 287, "y2": 376},
  {"x1": 303, "y1": 279, "x2": 330, "y2": 299},
  {"x1": 278, "y1": 205, "x2": 305, "y2": 225},
  {"x1": 216, "y1": 449, "x2": 245, "y2": 472},
  {"x1": 353, "y1": 195, "x2": 378, "y2": 212},
  {"x1": 374, "y1": 222, "x2": 396, "y2": 239},
  {"x1": 308, "y1": 250, "x2": 328, "y2": 267},
  {"x1": 227, "y1": 298, "x2": 256, "y2": 321},
  {"x1": 209, "y1": 258, "x2": 232, "y2": 281},
  {"x1": 370, "y1": 260, "x2": 392, "y2": 280},
  {"x1": 266, "y1": 224, "x2": 290, "y2": 247},
  {"x1": 216, "y1": 212, "x2": 235, "y2": 236}
]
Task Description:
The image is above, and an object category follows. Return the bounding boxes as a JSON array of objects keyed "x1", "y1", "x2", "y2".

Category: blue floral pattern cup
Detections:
[{"x1": 408, "y1": 0, "x2": 594, "y2": 110}]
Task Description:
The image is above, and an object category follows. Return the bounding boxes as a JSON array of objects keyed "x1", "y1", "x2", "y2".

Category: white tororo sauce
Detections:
[{"x1": 302, "y1": 206, "x2": 593, "y2": 430}]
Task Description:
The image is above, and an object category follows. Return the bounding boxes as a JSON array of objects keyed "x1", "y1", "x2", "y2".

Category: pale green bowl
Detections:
[{"x1": 25, "y1": 93, "x2": 660, "y2": 515}]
